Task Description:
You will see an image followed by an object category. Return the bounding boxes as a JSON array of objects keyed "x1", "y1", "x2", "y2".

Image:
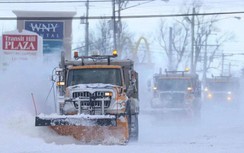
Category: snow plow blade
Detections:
[
  {"x1": 35, "y1": 114, "x2": 129, "y2": 144},
  {"x1": 35, "y1": 115, "x2": 116, "y2": 126}
]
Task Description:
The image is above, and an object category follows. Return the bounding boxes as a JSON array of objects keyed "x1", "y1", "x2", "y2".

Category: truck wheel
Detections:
[
  {"x1": 130, "y1": 114, "x2": 139, "y2": 141},
  {"x1": 126, "y1": 101, "x2": 132, "y2": 137}
]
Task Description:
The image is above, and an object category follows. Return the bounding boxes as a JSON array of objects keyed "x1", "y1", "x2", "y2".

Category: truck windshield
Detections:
[
  {"x1": 157, "y1": 79, "x2": 190, "y2": 91},
  {"x1": 67, "y1": 68, "x2": 122, "y2": 86},
  {"x1": 207, "y1": 82, "x2": 236, "y2": 91}
]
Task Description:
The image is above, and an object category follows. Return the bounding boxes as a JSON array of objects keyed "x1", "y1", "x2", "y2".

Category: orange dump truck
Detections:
[{"x1": 35, "y1": 51, "x2": 139, "y2": 144}]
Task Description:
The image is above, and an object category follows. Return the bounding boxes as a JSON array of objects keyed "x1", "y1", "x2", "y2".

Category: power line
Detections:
[
  {"x1": 0, "y1": 0, "x2": 110, "y2": 3},
  {"x1": 0, "y1": 0, "x2": 154, "y2": 3},
  {"x1": 1, "y1": 10, "x2": 244, "y2": 20}
]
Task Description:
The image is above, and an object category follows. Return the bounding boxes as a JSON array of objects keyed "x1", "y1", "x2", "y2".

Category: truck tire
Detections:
[
  {"x1": 130, "y1": 114, "x2": 139, "y2": 141},
  {"x1": 126, "y1": 101, "x2": 132, "y2": 137}
]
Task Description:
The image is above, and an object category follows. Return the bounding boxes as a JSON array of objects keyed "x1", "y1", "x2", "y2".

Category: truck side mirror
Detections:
[{"x1": 55, "y1": 68, "x2": 63, "y2": 75}]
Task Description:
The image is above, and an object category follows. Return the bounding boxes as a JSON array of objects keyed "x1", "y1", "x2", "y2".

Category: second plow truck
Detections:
[
  {"x1": 150, "y1": 68, "x2": 201, "y2": 118},
  {"x1": 35, "y1": 51, "x2": 139, "y2": 144},
  {"x1": 204, "y1": 75, "x2": 240, "y2": 106}
]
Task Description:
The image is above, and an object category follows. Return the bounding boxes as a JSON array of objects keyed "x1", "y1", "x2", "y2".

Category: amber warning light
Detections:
[{"x1": 113, "y1": 50, "x2": 118, "y2": 57}]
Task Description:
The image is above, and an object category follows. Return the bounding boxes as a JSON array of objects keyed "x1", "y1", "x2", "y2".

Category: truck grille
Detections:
[
  {"x1": 160, "y1": 93, "x2": 185, "y2": 103},
  {"x1": 73, "y1": 91, "x2": 108, "y2": 99},
  {"x1": 72, "y1": 91, "x2": 111, "y2": 108},
  {"x1": 79, "y1": 100, "x2": 111, "y2": 108}
]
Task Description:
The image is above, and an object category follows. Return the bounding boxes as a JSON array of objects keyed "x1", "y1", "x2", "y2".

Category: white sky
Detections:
[{"x1": 1, "y1": 0, "x2": 244, "y2": 75}]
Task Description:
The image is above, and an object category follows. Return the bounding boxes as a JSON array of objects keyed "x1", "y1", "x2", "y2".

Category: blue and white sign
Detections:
[
  {"x1": 25, "y1": 21, "x2": 64, "y2": 54},
  {"x1": 25, "y1": 21, "x2": 64, "y2": 40}
]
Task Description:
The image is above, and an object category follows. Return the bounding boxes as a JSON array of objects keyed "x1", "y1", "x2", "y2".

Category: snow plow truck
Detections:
[
  {"x1": 204, "y1": 75, "x2": 240, "y2": 106},
  {"x1": 150, "y1": 68, "x2": 201, "y2": 117},
  {"x1": 35, "y1": 51, "x2": 139, "y2": 144}
]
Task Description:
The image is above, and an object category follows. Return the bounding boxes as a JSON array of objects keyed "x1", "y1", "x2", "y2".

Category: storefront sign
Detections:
[
  {"x1": 25, "y1": 21, "x2": 64, "y2": 40},
  {"x1": 2, "y1": 34, "x2": 38, "y2": 51}
]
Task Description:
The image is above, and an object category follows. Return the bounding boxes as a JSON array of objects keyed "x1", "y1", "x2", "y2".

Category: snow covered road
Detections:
[
  {"x1": 1, "y1": 61, "x2": 244, "y2": 153},
  {"x1": 1, "y1": 104, "x2": 244, "y2": 153}
]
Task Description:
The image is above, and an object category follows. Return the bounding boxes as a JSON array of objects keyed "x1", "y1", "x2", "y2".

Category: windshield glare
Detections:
[
  {"x1": 157, "y1": 79, "x2": 190, "y2": 91},
  {"x1": 67, "y1": 68, "x2": 122, "y2": 86}
]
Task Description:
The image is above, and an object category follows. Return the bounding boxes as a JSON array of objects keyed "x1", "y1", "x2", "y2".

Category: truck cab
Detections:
[
  {"x1": 36, "y1": 51, "x2": 139, "y2": 143},
  {"x1": 150, "y1": 69, "x2": 201, "y2": 117},
  {"x1": 204, "y1": 76, "x2": 240, "y2": 106}
]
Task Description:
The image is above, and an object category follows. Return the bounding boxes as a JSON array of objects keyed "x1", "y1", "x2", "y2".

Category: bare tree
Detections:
[
  {"x1": 157, "y1": 1, "x2": 234, "y2": 75},
  {"x1": 158, "y1": 19, "x2": 190, "y2": 71},
  {"x1": 191, "y1": 5, "x2": 234, "y2": 77},
  {"x1": 89, "y1": 19, "x2": 134, "y2": 58},
  {"x1": 117, "y1": 22, "x2": 135, "y2": 59},
  {"x1": 90, "y1": 19, "x2": 113, "y2": 55}
]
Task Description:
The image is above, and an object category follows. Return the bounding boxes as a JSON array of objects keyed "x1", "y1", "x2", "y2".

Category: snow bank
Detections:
[
  {"x1": 0, "y1": 56, "x2": 59, "y2": 114},
  {"x1": 0, "y1": 55, "x2": 63, "y2": 149}
]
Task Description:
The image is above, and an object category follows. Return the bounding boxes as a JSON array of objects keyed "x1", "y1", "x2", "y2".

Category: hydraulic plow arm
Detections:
[{"x1": 35, "y1": 114, "x2": 117, "y2": 126}]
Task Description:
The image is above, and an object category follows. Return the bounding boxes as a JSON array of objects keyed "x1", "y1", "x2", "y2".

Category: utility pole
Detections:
[
  {"x1": 85, "y1": 0, "x2": 89, "y2": 56},
  {"x1": 203, "y1": 32, "x2": 208, "y2": 88},
  {"x1": 191, "y1": 7, "x2": 195, "y2": 74},
  {"x1": 168, "y1": 27, "x2": 173, "y2": 70},
  {"x1": 112, "y1": 0, "x2": 117, "y2": 50},
  {"x1": 221, "y1": 53, "x2": 244, "y2": 76},
  {"x1": 229, "y1": 62, "x2": 231, "y2": 76},
  {"x1": 221, "y1": 53, "x2": 224, "y2": 76},
  {"x1": 117, "y1": 0, "x2": 122, "y2": 54}
]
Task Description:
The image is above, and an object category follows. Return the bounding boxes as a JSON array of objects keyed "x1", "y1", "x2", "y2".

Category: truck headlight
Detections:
[
  {"x1": 187, "y1": 87, "x2": 192, "y2": 91},
  {"x1": 105, "y1": 92, "x2": 113, "y2": 97},
  {"x1": 187, "y1": 87, "x2": 193, "y2": 93},
  {"x1": 207, "y1": 93, "x2": 212, "y2": 99},
  {"x1": 227, "y1": 96, "x2": 232, "y2": 101},
  {"x1": 56, "y1": 81, "x2": 65, "y2": 86}
]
